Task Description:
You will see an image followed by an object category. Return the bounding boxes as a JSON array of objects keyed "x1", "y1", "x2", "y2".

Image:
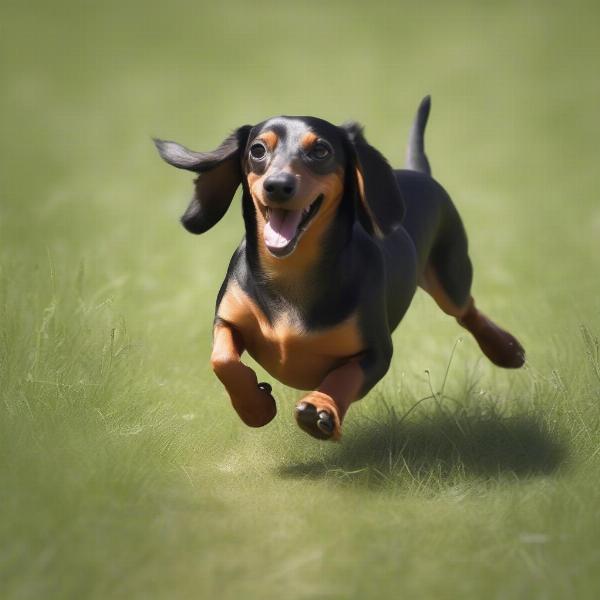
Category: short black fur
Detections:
[{"x1": 154, "y1": 97, "x2": 525, "y2": 440}]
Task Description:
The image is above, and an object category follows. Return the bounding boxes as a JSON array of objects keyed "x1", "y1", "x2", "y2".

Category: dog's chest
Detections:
[{"x1": 217, "y1": 283, "x2": 365, "y2": 389}]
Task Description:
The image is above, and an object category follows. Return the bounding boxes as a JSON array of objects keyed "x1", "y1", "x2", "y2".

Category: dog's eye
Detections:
[
  {"x1": 250, "y1": 142, "x2": 267, "y2": 160},
  {"x1": 309, "y1": 141, "x2": 331, "y2": 160}
]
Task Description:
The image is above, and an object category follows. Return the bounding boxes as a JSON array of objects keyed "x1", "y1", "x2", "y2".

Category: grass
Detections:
[{"x1": 1, "y1": 0, "x2": 600, "y2": 598}]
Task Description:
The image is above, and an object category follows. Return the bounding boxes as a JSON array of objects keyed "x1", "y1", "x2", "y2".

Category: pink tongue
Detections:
[{"x1": 264, "y1": 208, "x2": 303, "y2": 249}]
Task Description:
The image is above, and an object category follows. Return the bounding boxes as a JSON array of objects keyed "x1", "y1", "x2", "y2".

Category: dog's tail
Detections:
[{"x1": 405, "y1": 95, "x2": 431, "y2": 176}]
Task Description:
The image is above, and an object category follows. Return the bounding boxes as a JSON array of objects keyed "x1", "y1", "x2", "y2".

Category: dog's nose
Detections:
[{"x1": 263, "y1": 172, "x2": 297, "y2": 203}]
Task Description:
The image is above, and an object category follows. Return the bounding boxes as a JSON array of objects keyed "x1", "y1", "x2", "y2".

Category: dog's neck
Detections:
[{"x1": 242, "y1": 191, "x2": 355, "y2": 314}]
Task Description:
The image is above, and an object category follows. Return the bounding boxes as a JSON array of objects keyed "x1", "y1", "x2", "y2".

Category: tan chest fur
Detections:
[{"x1": 217, "y1": 282, "x2": 365, "y2": 390}]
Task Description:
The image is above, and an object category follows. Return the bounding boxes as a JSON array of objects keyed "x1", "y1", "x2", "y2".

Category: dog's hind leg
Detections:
[
  {"x1": 405, "y1": 95, "x2": 524, "y2": 368},
  {"x1": 420, "y1": 211, "x2": 525, "y2": 369}
]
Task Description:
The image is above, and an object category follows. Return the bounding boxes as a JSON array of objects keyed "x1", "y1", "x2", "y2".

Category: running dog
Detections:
[{"x1": 154, "y1": 97, "x2": 525, "y2": 440}]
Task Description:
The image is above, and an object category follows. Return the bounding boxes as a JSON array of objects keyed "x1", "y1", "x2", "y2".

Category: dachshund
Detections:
[{"x1": 154, "y1": 96, "x2": 525, "y2": 441}]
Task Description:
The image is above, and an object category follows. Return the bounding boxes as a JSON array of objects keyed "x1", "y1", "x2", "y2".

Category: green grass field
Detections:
[{"x1": 2, "y1": 1, "x2": 600, "y2": 598}]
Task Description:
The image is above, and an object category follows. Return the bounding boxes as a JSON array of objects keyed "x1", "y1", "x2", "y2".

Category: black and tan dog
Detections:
[{"x1": 154, "y1": 97, "x2": 525, "y2": 441}]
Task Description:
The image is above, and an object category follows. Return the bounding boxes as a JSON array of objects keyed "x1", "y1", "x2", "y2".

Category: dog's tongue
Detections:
[{"x1": 264, "y1": 208, "x2": 303, "y2": 249}]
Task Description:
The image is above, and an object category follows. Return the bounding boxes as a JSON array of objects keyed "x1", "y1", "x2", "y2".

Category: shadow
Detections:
[{"x1": 279, "y1": 405, "x2": 567, "y2": 488}]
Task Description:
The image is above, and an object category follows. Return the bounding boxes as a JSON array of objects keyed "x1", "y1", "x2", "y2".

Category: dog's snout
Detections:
[{"x1": 263, "y1": 172, "x2": 297, "y2": 202}]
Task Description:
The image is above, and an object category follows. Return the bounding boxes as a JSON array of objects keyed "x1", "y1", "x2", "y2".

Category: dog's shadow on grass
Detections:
[{"x1": 279, "y1": 403, "x2": 567, "y2": 487}]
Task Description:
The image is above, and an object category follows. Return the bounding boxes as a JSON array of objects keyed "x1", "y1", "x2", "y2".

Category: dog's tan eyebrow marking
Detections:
[
  {"x1": 301, "y1": 132, "x2": 318, "y2": 150},
  {"x1": 259, "y1": 131, "x2": 279, "y2": 150}
]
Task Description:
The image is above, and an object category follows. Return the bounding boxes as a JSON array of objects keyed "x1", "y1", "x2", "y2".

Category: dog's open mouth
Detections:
[{"x1": 263, "y1": 195, "x2": 324, "y2": 258}]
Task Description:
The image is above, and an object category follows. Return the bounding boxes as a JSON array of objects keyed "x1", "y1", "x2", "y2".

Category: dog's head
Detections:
[{"x1": 155, "y1": 116, "x2": 404, "y2": 264}]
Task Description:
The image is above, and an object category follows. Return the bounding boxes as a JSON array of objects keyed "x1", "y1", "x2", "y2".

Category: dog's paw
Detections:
[
  {"x1": 294, "y1": 393, "x2": 341, "y2": 441},
  {"x1": 231, "y1": 382, "x2": 277, "y2": 428},
  {"x1": 459, "y1": 307, "x2": 526, "y2": 369},
  {"x1": 257, "y1": 382, "x2": 272, "y2": 394}
]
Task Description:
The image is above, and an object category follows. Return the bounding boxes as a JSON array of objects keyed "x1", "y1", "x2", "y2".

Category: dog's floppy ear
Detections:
[
  {"x1": 154, "y1": 125, "x2": 251, "y2": 234},
  {"x1": 341, "y1": 122, "x2": 405, "y2": 237}
]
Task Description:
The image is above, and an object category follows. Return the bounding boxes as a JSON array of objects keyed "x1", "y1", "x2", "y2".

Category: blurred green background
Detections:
[{"x1": 1, "y1": 1, "x2": 600, "y2": 598}]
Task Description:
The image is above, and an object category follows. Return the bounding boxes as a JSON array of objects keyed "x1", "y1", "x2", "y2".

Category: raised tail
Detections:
[{"x1": 405, "y1": 95, "x2": 432, "y2": 176}]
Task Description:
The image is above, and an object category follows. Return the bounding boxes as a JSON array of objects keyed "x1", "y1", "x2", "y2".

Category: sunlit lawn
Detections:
[{"x1": 1, "y1": 1, "x2": 600, "y2": 598}]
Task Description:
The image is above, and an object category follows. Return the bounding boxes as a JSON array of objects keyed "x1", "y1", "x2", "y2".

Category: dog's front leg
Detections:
[
  {"x1": 295, "y1": 341, "x2": 392, "y2": 441},
  {"x1": 211, "y1": 322, "x2": 276, "y2": 427},
  {"x1": 294, "y1": 360, "x2": 364, "y2": 441}
]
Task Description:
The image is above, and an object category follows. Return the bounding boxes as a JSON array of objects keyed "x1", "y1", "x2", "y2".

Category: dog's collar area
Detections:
[{"x1": 263, "y1": 195, "x2": 324, "y2": 258}]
